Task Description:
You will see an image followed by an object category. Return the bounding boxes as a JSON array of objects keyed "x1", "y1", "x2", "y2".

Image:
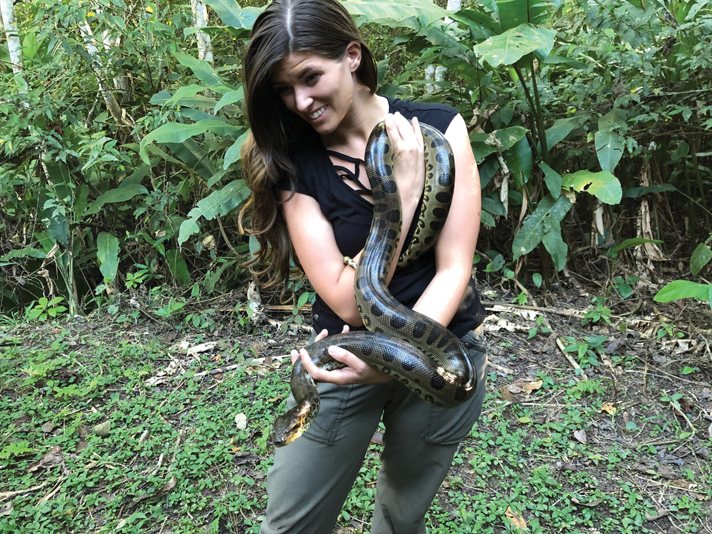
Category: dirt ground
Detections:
[{"x1": 1, "y1": 276, "x2": 712, "y2": 533}]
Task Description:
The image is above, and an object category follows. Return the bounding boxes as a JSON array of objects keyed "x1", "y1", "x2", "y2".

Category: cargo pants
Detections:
[{"x1": 260, "y1": 325, "x2": 487, "y2": 534}]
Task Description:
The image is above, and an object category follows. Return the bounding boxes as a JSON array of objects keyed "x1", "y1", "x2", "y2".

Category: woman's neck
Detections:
[{"x1": 320, "y1": 88, "x2": 388, "y2": 153}]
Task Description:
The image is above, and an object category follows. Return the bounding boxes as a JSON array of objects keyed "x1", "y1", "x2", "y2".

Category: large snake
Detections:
[{"x1": 272, "y1": 121, "x2": 478, "y2": 446}]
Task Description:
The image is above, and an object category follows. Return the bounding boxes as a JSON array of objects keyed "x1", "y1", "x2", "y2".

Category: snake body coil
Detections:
[{"x1": 273, "y1": 122, "x2": 477, "y2": 446}]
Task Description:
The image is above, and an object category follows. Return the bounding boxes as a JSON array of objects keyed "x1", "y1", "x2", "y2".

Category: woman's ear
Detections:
[{"x1": 345, "y1": 41, "x2": 362, "y2": 72}]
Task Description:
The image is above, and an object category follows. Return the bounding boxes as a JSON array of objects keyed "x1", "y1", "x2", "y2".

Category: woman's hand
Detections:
[
  {"x1": 290, "y1": 326, "x2": 392, "y2": 386},
  {"x1": 384, "y1": 112, "x2": 425, "y2": 208}
]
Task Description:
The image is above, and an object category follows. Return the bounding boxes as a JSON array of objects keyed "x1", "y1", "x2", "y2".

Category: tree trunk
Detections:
[
  {"x1": 190, "y1": 0, "x2": 213, "y2": 63},
  {"x1": 0, "y1": 0, "x2": 28, "y2": 91},
  {"x1": 424, "y1": 0, "x2": 460, "y2": 93}
]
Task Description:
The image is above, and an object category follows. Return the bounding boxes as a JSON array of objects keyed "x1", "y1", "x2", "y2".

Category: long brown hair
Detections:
[{"x1": 238, "y1": 0, "x2": 377, "y2": 288}]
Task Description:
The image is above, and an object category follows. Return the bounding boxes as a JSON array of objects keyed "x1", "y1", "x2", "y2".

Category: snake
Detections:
[{"x1": 272, "y1": 121, "x2": 478, "y2": 447}]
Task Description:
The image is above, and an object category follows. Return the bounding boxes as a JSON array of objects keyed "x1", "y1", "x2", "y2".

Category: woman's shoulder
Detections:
[{"x1": 385, "y1": 96, "x2": 459, "y2": 132}]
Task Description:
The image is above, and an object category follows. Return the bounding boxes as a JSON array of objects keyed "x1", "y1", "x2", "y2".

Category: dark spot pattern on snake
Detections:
[
  {"x1": 370, "y1": 303, "x2": 384, "y2": 317},
  {"x1": 385, "y1": 209, "x2": 400, "y2": 223},
  {"x1": 430, "y1": 373, "x2": 447, "y2": 391},
  {"x1": 436, "y1": 192, "x2": 451, "y2": 203},
  {"x1": 390, "y1": 315, "x2": 406, "y2": 330},
  {"x1": 412, "y1": 321, "x2": 427, "y2": 339},
  {"x1": 427, "y1": 329, "x2": 439, "y2": 346}
]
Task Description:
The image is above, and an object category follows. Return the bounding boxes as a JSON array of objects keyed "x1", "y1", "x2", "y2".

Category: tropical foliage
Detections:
[{"x1": 1, "y1": 0, "x2": 711, "y2": 316}]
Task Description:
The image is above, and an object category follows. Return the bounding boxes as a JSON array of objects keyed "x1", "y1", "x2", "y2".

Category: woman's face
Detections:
[{"x1": 270, "y1": 47, "x2": 360, "y2": 136}]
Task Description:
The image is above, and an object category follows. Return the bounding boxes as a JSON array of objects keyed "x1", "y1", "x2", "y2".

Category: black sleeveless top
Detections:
[{"x1": 281, "y1": 97, "x2": 485, "y2": 336}]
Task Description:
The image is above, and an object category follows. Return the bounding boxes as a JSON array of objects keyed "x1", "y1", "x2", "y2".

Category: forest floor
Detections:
[{"x1": 1, "y1": 279, "x2": 712, "y2": 534}]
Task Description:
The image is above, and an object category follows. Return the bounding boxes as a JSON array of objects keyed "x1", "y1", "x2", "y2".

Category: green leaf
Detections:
[
  {"x1": 85, "y1": 184, "x2": 149, "y2": 216},
  {"x1": 612, "y1": 238, "x2": 662, "y2": 254},
  {"x1": 178, "y1": 180, "x2": 251, "y2": 246},
  {"x1": 506, "y1": 137, "x2": 533, "y2": 183},
  {"x1": 186, "y1": 180, "x2": 250, "y2": 221},
  {"x1": 215, "y1": 87, "x2": 244, "y2": 113},
  {"x1": 691, "y1": 243, "x2": 712, "y2": 275},
  {"x1": 495, "y1": 0, "x2": 562, "y2": 30},
  {"x1": 0, "y1": 247, "x2": 47, "y2": 262},
  {"x1": 481, "y1": 210, "x2": 496, "y2": 227},
  {"x1": 97, "y1": 232, "x2": 120, "y2": 282},
  {"x1": 150, "y1": 90, "x2": 219, "y2": 109},
  {"x1": 297, "y1": 292, "x2": 310, "y2": 308},
  {"x1": 654, "y1": 280, "x2": 712, "y2": 306},
  {"x1": 0, "y1": 441, "x2": 33, "y2": 459},
  {"x1": 474, "y1": 24, "x2": 555, "y2": 68},
  {"x1": 595, "y1": 131, "x2": 625, "y2": 173},
  {"x1": 562, "y1": 170, "x2": 622, "y2": 205},
  {"x1": 140, "y1": 120, "x2": 243, "y2": 164},
  {"x1": 512, "y1": 194, "x2": 572, "y2": 260},
  {"x1": 223, "y1": 131, "x2": 250, "y2": 169},
  {"x1": 542, "y1": 216, "x2": 567, "y2": 271},
  {"x1": 174, "y1": 53, "x2": 234, "y2": 95},
  {"x1": 344, "y1": 0, "x2": 449, "y2": 29},
  {"x1": 165, "y1": 85, "x2": 209, "y2": 107},
  {"x1": 166, "y1": 250, "x2": 191, "y2": 287},
  {"x1": 545, "y1": 116, "x2": 588, "y2": 149},
  {"x1": 470, "y1": 126, "x2": 528, "y2": 163},
  {"x1": 622, "y1": 184, "x2": 677, "y2": 198},
  {"x1": 532, "y1": 273, "x2": 542, "y2": 288},
  {"x1": 177, "y1": 219, "x2": 201, "y2": 248},
  {"x1": 539, "y1": 161, "x2": 561, "y2": 199},
  {"x1": 204, "y1": 0, "x2": 263, "y2": 28}
]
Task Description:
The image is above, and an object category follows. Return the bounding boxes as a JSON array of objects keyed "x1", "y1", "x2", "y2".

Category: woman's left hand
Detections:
[{"x1": 291, "y1": 326, "x2": 392, "y2": 386}]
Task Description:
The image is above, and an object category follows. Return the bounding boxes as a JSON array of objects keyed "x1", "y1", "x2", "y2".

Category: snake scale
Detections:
[{"x1": 272, "y1": 121, "x2": 478, "y2": 446}]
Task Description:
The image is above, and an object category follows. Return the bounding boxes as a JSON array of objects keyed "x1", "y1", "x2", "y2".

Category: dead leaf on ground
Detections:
[
  {"x1": 571, "y1": 497, "x2": 602, "y2": 507},
  {"x1": 235, "y1": 413, "x2": 247, "y2": 431},
  {"x1": 133, "y1": 474, "x2": 177, "y2": 506},
  {"x1": 573, "y1": 429, "x2": 587, "y2": 444},
  {"x1": 600, "y1": 402, "x2": 617, "y2": 415},
  {"x1": 672, "y1": 479, "x2": 697, "y2": 490},
  {"x1": 267, "y1": 395, "x2": 283, "y2": 403},
  {"x1": 646, "y1": 508, "x2": 669, "y2": 521},
  {"x1": 13, "y1": 414, "x2": 30, "y2": 428},
  {"x1": 504, "y1": 507, "x2": 527, "y2": 531},
  {"x1": 186, "y1": 342, "x2": 217, "y2": 356},
  {"x1": 656, "y1": 465, "x2": 677, "y2": 480},
  {"x1": 41, "y1": 422, "x2": 55, "y2": 433},
  {"x1": 371, "y1": 430, "x2": 384, "y2": 446},
  {"x1": 506, "y1": 379, "x2": 543, "y2": 395},
  {"x1": 27, "y1": 446, "x2": 63, "y2": 473},
  {"x1": 94, "y1": 421, "x2": 111, "y2": 437},
  {"x1": 234, "y1": 452, "x2": 260, "y2": 466},
  {"x1": 499, "y1": 386, "x2": 515, "y2": 403}
]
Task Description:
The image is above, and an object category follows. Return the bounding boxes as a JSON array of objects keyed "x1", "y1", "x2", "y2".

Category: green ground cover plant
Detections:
[{"x1": 1, "y1": 287, "x2": 710, "y2": 533}]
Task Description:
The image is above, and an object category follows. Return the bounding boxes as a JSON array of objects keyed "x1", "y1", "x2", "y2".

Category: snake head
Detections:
[{"x1": 271, "y1": 400, "x2": 316, "y2": 447}]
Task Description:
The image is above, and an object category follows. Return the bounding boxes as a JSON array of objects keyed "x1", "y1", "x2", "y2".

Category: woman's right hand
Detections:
[
  {"x1": 290, "y1": 326, "x2": 391, "y2": 385},
  {"x1": 384, "y1": 112, "x2": 426, "y2": 209}
]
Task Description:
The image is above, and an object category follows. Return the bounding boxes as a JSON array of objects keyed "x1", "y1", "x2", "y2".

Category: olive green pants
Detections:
[{"x1": 260, "y1": 326, "x2": 487, "y2": 534}]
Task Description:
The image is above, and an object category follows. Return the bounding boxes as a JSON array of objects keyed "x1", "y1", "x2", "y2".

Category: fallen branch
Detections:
[
  {"x1": 556, "y1": 338, "x2": 589, "y2": 381},
  {"x1": 482, "y1": 301, "x2": 584, "y2": 319},
  {"x1": 0, "y1": 482, "x2": 49, "y2": 502}
]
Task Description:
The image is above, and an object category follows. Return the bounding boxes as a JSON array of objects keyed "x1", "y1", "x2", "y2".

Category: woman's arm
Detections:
[{"x1": 411, "y1": 113, "x2": 481, "y2": 326}]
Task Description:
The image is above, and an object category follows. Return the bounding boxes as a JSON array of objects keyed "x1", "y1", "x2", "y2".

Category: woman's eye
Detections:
[{"x1": 305, "y1": 73, "x2": 321, "y2": 85}]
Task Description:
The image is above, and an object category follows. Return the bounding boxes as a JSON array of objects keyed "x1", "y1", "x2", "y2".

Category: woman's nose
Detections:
[{"x1": 294, "y1": 87, "x2": 313, "y2": 112}]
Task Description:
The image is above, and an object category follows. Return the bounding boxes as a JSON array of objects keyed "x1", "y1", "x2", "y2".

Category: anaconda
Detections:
[{"x1": 272, "y1": 121, "x2": 478, "y2": 446}]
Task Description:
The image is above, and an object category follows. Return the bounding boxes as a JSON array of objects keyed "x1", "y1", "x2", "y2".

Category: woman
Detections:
[{"x1": 239, "y1": 0, "x2": 487, "y2": 532}]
